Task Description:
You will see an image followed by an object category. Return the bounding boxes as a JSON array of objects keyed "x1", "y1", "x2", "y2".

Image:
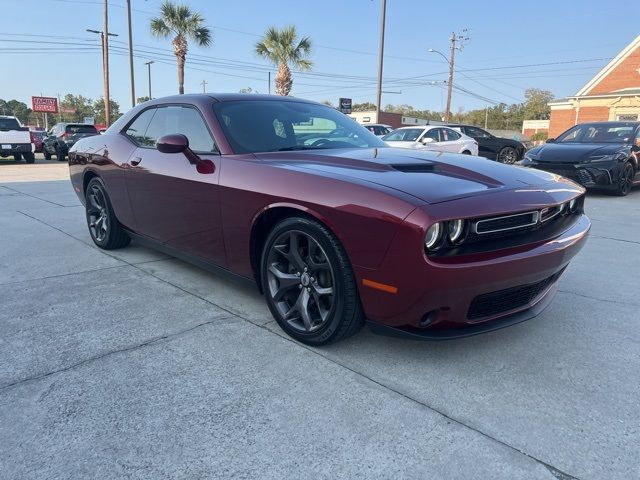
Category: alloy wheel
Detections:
[
  {"x1": 86, "y1": 184, "x2": 110, "y2": 242},
  {"x1": 266, "y1": 230, "x2": 335, "y2": 333},
  {"x1": 619, "y1": 163, "x2": 634, "y2": 196},
  {"x1": 498, "y1": 147, "x2": 517, "y2": 164}
]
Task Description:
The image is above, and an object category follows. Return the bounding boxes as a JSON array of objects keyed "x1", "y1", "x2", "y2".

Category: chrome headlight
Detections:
[
  {"x1": 569, "y1": 198, "x2": 579, "y2": 213},
  {"x1": 448, "y1": 219, "x2": 466, "y2": 244},
  {"x1": 586, "y1": 152, "x2": 627, "y2": 163},
  {"x1": 424, "y1": 222, "x2": 442, "y2": 251}
]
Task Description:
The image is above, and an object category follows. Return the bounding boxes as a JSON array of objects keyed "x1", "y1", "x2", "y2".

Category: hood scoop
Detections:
[{"x1": 391, "y1": 163, "x2": 437, "y2": 173}]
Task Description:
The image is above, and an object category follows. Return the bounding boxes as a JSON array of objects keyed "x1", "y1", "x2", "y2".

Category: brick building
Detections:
[{"x1": 547, "y1": 34, "x2": 640, "y2": 138}]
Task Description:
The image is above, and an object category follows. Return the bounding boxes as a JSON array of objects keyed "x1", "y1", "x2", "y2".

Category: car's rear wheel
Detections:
[
  {"x1": 13, "y1": 153, "x2": 22, "y2": 162},
  {"x1": 497, "y1": 146, "x2": 517, "y2": 164},
  {"x1": 85, "y1": 177, "x2": 131, "y2": 249},
  {"x1": 43, "y1": 147, "x2": 52, "y2": 160},
  {"x1": 461, "y1": 150, "x2": 471, "y2": 155},
  {"x1": 23, "y1": 152, "x2": 35, "y2": 164},
  {"x1": 615, "y1": 161, "x2": 635, "y2": 196},
  {"x1": 261, "y1": 217, "x2": 363, "y2": 345}
]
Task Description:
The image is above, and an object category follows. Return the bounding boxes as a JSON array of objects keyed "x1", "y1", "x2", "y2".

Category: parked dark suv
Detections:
[
  {"x1": 43, "y1": 123, "x2": 98, "y2": 161},
  {"x1": 448, "y1": 124, "x2": 526, "y2": 164}
]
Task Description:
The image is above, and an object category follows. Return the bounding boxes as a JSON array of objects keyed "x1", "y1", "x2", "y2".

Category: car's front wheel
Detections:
[
  {"x1": 55, "y1": 145, "x2": 66, "y2": 162},
  {"x1": 261, "y1": 217, "x2": 364, "y2": 345},
  {"x1": 497, "y1": 146, "x2": 518, "y2": 164},
  {"x1": 85, "y1": 177, "x2": 131, "y2": 249},
  {"x1": 43, "y1": 147, "x2": 52, "y2": 160},
  {"x1": 615, "y1": 161, "x2": 635, "y2": 196}
]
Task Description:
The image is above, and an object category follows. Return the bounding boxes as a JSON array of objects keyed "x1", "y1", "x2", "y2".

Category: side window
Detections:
[
  {"x1": 467, "y1": 127, "x2": 490, "y2": 138},
  {"x1": 124, "y1": 108, "x2": 157, "y2": 147},
  {"x1": 424, "y1": 129, "x2": 440, "y2": 142},
  {"x1": 443, "y1": 128, "x2": 461, "y2": 141},
  {"x1": 145, "y1": 105, "x2": 217, "y2": 153}
]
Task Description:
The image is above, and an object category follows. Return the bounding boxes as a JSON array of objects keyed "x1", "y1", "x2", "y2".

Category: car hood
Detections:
[
  {"x1": 256, "y1": 147, "x2": 561, "y2": 205},
  {"x1": 528, "y1": 142, "x2": 628, "y2": 163}
]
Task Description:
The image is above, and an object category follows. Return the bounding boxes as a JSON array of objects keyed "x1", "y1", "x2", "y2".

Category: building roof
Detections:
[{"x1": 575, "y1": 34, "x2": 640, "y2": 96}]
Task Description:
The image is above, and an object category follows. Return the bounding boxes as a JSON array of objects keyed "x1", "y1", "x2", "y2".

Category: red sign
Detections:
[{"x1": 32, "y1": 96, "x2": 58, "y2": 113}]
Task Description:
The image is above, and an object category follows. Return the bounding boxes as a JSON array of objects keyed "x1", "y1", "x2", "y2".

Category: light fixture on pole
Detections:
[{"x1": 144, "y1": 61, "x2": 155, "y2": 100}]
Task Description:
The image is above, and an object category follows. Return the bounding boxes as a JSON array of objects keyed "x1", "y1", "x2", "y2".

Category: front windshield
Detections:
[
  {"x1": 382, "y1": 128, "x2": 424, "y2": 142},
  {"x1": 556, "y1": 124, "x2": 635, "y2": 144},
  {"x1": 212, "y1": 100, "x2": 386, "y2": 153}
]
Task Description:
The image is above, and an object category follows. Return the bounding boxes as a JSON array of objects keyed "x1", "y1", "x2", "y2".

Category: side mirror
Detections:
[
  {"x1": 546, "y1": 138, "x2": 556, "y2": 143},
  {"x1": 421, "y1": 137, "x2": 436, "y2": 144},
  {"x1": 157, "y1": 134, "x2": 189, "y2": 154},
  {"x1": 156, "y1": 134, "x2": 215, "y2": 174}
]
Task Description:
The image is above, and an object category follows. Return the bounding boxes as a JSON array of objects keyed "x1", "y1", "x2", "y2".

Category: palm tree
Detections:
[
  {"x1": 150, "y1": 1, "x2": 211, "y2": 94},
  {"x1": 255, "y1": 26, "x2": 312, "y2": 96}
]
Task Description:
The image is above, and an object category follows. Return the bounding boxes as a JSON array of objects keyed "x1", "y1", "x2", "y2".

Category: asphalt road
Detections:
[{"x1": 1, "y1": 155, "x2": 639, "y2": 479}]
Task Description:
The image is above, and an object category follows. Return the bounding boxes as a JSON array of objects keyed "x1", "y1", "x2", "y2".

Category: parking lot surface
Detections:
[{"x1": 1, "y1": 156, "x2": 639, "y2": 479}]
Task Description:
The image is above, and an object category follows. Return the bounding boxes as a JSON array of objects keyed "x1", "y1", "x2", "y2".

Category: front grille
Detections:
[
  {"x1": 467, "y1": 270, "x2": 564, "y2": 320},
  {"x1": 577, "y1": 169, "x2": 594, "y2": 185},
  {"x1": 474, "y1": 211, "x2": 538, "y2": 234}
]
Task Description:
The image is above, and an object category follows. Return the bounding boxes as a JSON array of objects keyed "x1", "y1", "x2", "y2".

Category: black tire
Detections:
[
  {"x1": 85, "y1": 177, "x2": 131, "y2": 249},
  {"x1": 13, "y1": 153, "x2": 22, "y2": 162},
  {"x1": 261, "y1": 216, "x2": 364, "y2": 345},
  {"x1": 497, "y1": 146, "x2": 518, "y2": 164},
  {"x1": 43, "y1": 147, "x2": 52, "y2": 160},
  {"x1": 615, "y1": 161, "x2": 634, "y2": 196},
  {"x1": 55, "y1": 145, "x2": 66, "y2": 162},
  {"x1": 23, "y1": 152, "x2": 35, "y2": 164}
]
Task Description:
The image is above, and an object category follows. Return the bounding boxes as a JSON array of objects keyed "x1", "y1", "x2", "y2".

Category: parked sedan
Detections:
[
  {"x1": 448, "y1": 124, "x2": 526, "y2": 163},
  {"x1": 69, "y1": 94, "x2": 589, "y2": 345},
  {"x1": 523, "y1": 121, "x2": 640, "y2": 196},
  {"x1": 43, "y1": 123, "x2": 98, "y2": 161},
  {"x1": 382, "y1": 125, "x2": 479, "y2": 156}
]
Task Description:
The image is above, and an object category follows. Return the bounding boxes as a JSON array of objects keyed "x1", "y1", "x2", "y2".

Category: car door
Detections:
[
  {"x1": 465, "y1": 126, "x2": 498, "y2": 158},
  {"x1": 417, "y1": 128, "x2": 443, "y2": 151},
  {"x1": 123, "y1": 104, "x2": 226, "y2": 267},
  {"x1": 433, "y1": 128, "x2": 461, "y2": 153}
]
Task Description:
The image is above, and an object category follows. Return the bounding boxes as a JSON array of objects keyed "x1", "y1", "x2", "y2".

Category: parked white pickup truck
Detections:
[{"x1": 0, "y1": 116, "x2": 35, "y2": 163}]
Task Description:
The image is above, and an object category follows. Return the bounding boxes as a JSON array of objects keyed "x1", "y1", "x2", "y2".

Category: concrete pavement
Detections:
[{"x1": 1, "y1": 158, "x2": 639, "y2": 479}]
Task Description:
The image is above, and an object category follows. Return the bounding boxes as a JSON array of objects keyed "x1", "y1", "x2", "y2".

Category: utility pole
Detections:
[
  {"x1": 126, "y1": 0, "x2": 135, "y2": 108},
  {"x1": 375, "y1": 0, "x2": 387, "y2": 123},
  {"x1": 443, "y1": 32, "x2": 457, "y2": 124},
  {"x1": 201, "y1": 79, "x2": 208, "y2": 93},
  {"x1": 268, "y1": 71, "x2": 271, "y2": 95},
  {"x1": 103, "y1": 0, "x2": 112, "y2": 126},
  {"x1": 484, "y1": 106, "x2": 489, "y2": 129},
  {"x1": 145, "y1": 61, "x2": 154, "y2": 100},
  {"x1": 87, "y1": 27, "x2": 118, "y2": 124},
  {"x1": 429, "y1": 29, "x2": 469, "y2": 124}
]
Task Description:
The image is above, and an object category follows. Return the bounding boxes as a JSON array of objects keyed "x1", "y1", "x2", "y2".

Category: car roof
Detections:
[
  {"x1": 573, "y1": 121, "x2": 640, "y2": 127},
  {"x1": 143, "y1": 93, "x2": 323, "y2": 106}
]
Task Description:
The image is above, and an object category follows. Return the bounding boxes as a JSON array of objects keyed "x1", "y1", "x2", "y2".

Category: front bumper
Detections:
[
  {"x1": 355, "y1": 211, "x2": 590, "y2": 339},
  {"x1": 525, "y1": 160, "x2": 617, "y2": 188}
]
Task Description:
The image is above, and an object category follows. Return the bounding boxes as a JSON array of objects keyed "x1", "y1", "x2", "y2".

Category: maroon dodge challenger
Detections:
[{"x1": 69, "y1": 94, "x2": 590, "y2": 345}]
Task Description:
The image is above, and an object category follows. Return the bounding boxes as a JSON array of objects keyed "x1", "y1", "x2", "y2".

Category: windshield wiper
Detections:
[{"x1": 276, "y1": 145, "x2": 329, "y2": 151}]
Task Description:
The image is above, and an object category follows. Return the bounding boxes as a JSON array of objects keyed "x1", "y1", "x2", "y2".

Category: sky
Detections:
[{"x1": 1, "y1": 0, "x2": 638, "y2": 115}]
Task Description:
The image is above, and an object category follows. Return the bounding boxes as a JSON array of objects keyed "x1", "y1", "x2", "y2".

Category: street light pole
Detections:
[
  {"x1": 375, "y1": 0, "x2": 387, "y2": 123},
  {"x1": 144, "y1": 61, "x2": 154, "y2": 100},
  {"x1": 126, "y1": 0, "x2": 136, "y2": 108}
]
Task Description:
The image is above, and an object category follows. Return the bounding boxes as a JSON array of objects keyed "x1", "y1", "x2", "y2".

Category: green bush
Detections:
[{"x1": 530, "y1": 131, "x2": 548, "y2": 142}]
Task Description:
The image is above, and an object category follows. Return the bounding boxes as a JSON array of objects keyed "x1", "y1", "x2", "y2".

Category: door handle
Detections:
[{"x1": 130, "y1": 157, "x2": 142, "y2": 166}]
